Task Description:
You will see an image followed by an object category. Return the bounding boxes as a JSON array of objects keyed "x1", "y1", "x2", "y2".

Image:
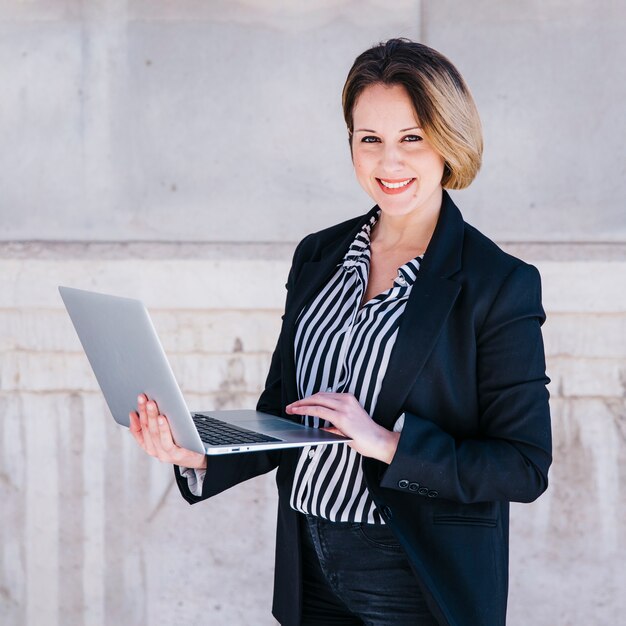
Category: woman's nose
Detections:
[{"x1": 379, "y1": 143, "x2": 404, "y2": 170}]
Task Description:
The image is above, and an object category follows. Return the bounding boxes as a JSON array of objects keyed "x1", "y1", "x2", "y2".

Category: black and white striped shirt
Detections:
[{"x1": 289, "y1": 207, "x2": 424, "y2": 524}]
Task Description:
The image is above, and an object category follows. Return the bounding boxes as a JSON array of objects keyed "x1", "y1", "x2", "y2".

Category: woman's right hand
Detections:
[{"x1": 129, "y1": 393, "x2": 207, "y2": 470}]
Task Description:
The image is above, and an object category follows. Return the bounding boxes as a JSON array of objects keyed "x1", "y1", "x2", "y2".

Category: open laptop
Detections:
[{"x1": 58, "y1": 286, "x2": 351, "y2": 455}]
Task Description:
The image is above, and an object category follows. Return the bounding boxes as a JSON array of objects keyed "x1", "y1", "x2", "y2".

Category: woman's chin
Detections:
[{"x1": 376, "y1": 197, "x2": 423, "y2": 216}]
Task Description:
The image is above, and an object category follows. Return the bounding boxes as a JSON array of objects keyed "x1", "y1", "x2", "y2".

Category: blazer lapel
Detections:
[
  {"x1": 373, "y1": 191, "x2": 464, "y2": 430},
  {"x1": 280, "y1": 206, "x2": 379, "y2": 404}
]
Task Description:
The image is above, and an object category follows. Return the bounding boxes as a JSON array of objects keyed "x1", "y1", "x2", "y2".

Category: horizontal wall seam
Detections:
[{"x1": 1, "y1": 241, "x2": 625, "y2": 261}]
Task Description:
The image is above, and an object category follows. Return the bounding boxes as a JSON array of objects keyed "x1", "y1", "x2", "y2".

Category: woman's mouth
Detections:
[{"x1": 376, "y1": 177, "x2": 416, "y2": 195}]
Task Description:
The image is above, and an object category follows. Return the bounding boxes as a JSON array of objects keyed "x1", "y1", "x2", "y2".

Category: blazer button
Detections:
[
  {"x1": 418, "y1": 487, "x2": 429, "y2": 496},
  {"x1": 380, "y1": 505, "x2": 393, "y2": 520},
  {"x1": 398, "y1": 480, "x2": 409, "y2": 489},
  {"x1": 427, "y1": 490, "x2": 439, "y2": 498},
  {"x1": 408, "y1": 482, "x2": 420, "y2": 492}
]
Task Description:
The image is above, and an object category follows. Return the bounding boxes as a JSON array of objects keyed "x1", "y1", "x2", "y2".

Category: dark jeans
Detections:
[{"x1": 298, "y1": 512, "x2": 439, "y2": 626}]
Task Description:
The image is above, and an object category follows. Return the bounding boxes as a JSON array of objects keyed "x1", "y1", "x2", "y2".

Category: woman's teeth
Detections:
[{"x1": 379, "y1": 178, "x2": 414, "y2": 189}]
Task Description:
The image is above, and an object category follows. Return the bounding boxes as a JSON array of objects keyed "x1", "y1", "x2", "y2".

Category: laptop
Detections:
[{"x1": 58, "y1": 286, "x2": 351, "y2": 455}]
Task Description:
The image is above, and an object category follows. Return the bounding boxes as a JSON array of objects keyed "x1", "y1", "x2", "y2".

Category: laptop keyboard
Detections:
[{"x1": 192, "y1": 413, "x2": 282, "y2": 446}]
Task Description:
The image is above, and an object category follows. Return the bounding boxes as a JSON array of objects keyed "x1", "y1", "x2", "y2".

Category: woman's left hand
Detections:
[{"x1": 286, "y1": 392, "x2": 400, "y2": 464}]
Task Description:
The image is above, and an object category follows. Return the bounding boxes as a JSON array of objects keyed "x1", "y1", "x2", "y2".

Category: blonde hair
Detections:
[{"x1": 342, "y1": 38, "x2": 483, "y2": 190}]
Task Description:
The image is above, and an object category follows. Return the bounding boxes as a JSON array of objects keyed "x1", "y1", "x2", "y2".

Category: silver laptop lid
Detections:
[{"x1": 59, "y1": 286, "x2": 205, "y2": 453}]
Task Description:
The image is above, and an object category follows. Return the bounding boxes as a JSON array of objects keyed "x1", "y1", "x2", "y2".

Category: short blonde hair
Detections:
[{"x1": 342, "y1": 38, "x2": 483, "y2": 190}]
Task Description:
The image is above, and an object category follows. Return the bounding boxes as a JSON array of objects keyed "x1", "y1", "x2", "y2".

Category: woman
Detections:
[{"x1": 129, "y1": 38, "x2": 552, "y2": 626}]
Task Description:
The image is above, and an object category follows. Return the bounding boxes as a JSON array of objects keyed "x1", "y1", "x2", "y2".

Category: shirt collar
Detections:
[
  {"x1": 396, "y1": 257, "x2": 423, "y2": 287},
  {"x1": 340, "y1": 207, "x2": 380, "y2": 270}
]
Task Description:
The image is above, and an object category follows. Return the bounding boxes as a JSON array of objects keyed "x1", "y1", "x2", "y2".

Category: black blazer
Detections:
[{"x1": 175, "y1": 189, "x2": 552, "y2": 626}]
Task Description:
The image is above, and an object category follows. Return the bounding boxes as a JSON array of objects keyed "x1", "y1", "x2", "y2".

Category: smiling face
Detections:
[{"x1": 350, "y1": 82, "x2": 446, "y2": 219}]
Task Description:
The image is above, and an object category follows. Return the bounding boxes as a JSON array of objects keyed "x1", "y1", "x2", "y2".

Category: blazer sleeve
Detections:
[
  {"x1": 379, "y1": 262, "x2": 552, "y2": 504},
  {"x1": 174, "y1": 236, "x2": 310, "y2": 505}
]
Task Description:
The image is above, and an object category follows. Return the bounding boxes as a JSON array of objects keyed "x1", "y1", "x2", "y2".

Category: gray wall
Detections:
[
  {"x1": 1, "y1": 2, "x2": 625, "y2": 625},
  {"x1": 3, "y1": 0, "x2": 624, "y2": 243}
]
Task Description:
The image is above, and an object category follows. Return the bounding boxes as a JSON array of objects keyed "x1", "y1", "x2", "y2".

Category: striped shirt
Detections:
[{"x1": 289, "y1": 207, "x2": 424, "y2": 524}]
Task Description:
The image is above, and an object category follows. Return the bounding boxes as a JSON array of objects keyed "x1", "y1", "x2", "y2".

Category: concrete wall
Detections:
[
  {"x1": 1, "y1": 2, "x2": 624, "y2": 625},
  {"x1": 3, "y1": 1, "x2": 624, "y2": 243}
]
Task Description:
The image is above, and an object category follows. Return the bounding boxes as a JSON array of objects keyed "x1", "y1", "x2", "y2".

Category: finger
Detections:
[
  {"x1": 288, "y1": 395, "x2": 343, "y2": 412},
  {"x1": 128, "y1": 411, "x2": 146, "y2": 447},
  {"x1": 312, "y1": 391, "x2": 345, "y2": 403},
  {"x1": 129, "y1": 410, "x2": 141, "y2": 433},
  {"x1": 146, "y1": 401, "x2": 162, "y2": 443},
  {"x1": 146, "y1": 402, "x2": 173, "y2": 462},
  {"x1": 139, "y1": 396, "x2": 157, "y2": 456},
  {"x1": 321, "y1": 426, "x2": 345, "y2": 436},
  {"x1": 157, "y1": 415, "x2": 177, "y2": 455},
  {"x1": 149, "y1": 397, "x2": 161, "y2": 415},
  {"x1": 138, "y1": 393, "x2": 162, "y2": 423},
  {"x1": 287, "y1": 404, "x2": 338, "y2": 425},
  {"x1": 137, "y1": 394, "x2": 149, "y2": 428}
]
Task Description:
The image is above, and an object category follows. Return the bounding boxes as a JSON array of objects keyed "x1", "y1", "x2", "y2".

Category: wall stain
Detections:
[
  {"x1": 214, "y1": 356, "x2": 247, "y2": 409},
  {"x1": 604, "y1": 398, "x2": 626, "y2": 444}
]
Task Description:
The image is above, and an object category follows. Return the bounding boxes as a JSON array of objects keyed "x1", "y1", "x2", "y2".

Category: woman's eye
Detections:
[{"x1": 359, "y1": 135, "x2": 423, "y2": 143}]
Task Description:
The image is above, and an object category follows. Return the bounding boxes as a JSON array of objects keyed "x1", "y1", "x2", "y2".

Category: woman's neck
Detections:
[{"x1": 371, "y1": 187, "x2": 443, "y2": 255}]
